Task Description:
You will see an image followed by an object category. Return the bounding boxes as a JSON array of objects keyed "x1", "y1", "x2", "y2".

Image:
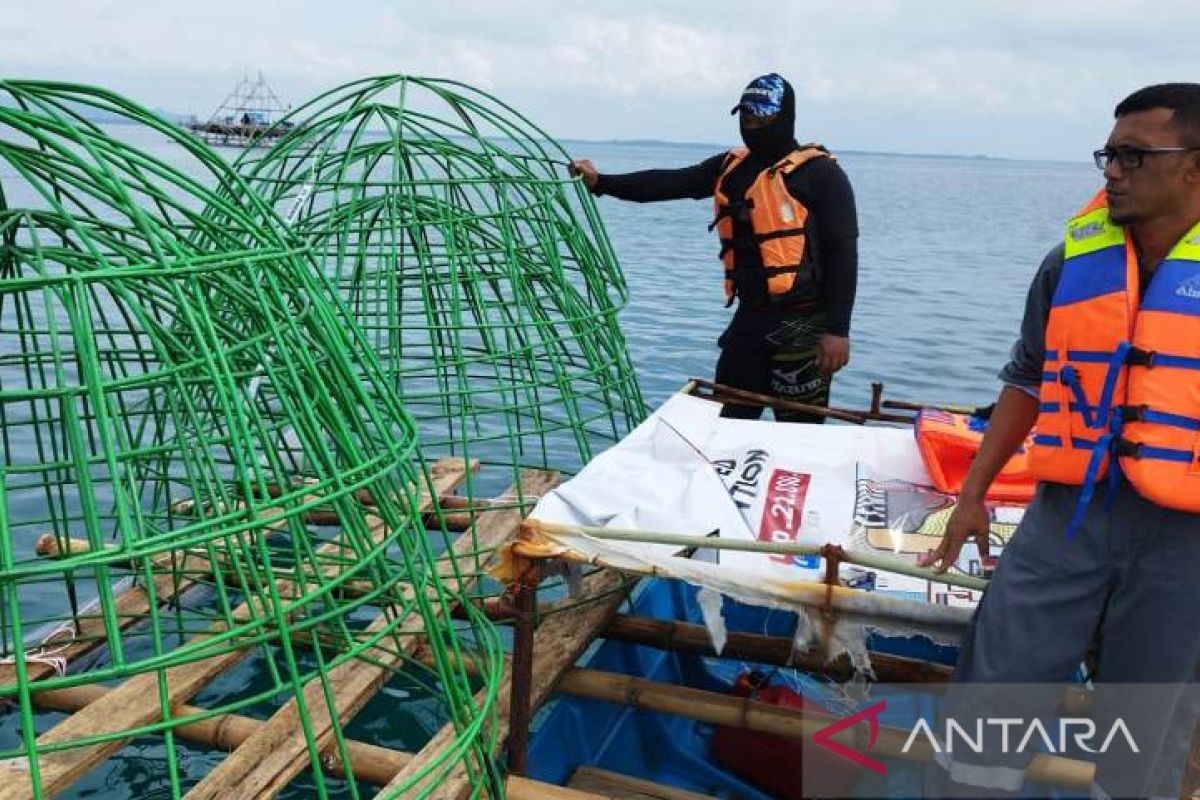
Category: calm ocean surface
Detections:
[
  {"x1": 572, "y1": 140, "x2": 1099, "y2": 411},
  {"x1": 2, "y1": 125, "x2": 1101, "y2": 413},
  {"x1": 0, "y1": 128, "x2": 1099, "y2": 796}
]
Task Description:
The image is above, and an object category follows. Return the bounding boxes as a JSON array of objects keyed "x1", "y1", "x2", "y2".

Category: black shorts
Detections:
[{"x1": 714, "y1": 312, "x2": 830, "y2": 424}]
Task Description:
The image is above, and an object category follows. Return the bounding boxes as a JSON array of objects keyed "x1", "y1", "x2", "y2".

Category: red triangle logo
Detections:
[{"x1": 812, "y1": 699, "x2": 887, "y2": 775}]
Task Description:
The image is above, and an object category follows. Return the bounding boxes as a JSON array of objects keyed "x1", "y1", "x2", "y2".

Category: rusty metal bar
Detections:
[{"x1": 506, "y1": 548, "x2": 543, "y2": 776}]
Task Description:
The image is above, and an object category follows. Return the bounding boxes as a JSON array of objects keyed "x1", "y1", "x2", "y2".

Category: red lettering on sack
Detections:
[{"x1": 757, "y1": 469, "x2": 810, "y2": 563}]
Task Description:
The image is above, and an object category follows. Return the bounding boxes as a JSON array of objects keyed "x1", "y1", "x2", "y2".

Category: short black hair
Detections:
[{"x1": 1115, "y1": 83, "x2": 1200, "y2": 144}]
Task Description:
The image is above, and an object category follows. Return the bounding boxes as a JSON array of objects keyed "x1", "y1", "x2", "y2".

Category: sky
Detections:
[{"x1": 3, "y1": 0, "x2": 1198, "y2": 162}]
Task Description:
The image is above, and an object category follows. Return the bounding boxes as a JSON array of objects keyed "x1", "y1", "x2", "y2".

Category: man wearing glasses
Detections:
[{"x1": 920, "y1": 84, "x2": 1200, "y2": 797}]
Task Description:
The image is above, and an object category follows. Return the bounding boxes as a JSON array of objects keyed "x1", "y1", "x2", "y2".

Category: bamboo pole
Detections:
[
  {"x1": 602, "y1": 615, "x2": 954, "y2": 683},
  {"x1": 36, "y1": 535, "x2": 388, "y2": 611},
  {"x1": 883, "y1": 399, "x2": 979, "y2": 415},
  {"x1": 557, "y1": 668, "x2": 1095, "y2": 791},
  {"x1": 459, "y1": 596, "x2": 953, "y2": 684},
  {"x1": 523, "y1": 518, "x2": 988, "y2": 592},
  {"x1": 29, "y1": 684, "x2": 402, "y2": 784},
  {"x1": 514, "y1": 545, "x2": 972, "y2": 645},
  {"x1": 38, "y1": 510, "x2": 515, "y2": 610},
  {"x1": 599, "y1": 616, "x2": 1091, "y2": 715},
  {"x1": 178, "y1": 478, "x2": 495, "y2": 531},
  {"x1": 25, "y1": 683, "x2": 606, "y2": 800},
  {"x1": 446, "y1": 605, "x2": 953, "y2": 682},
  {"x1": 429, "y1": 613, "x2": 1091, "y2": 715},
  {"x1": 508, "y1": 779, "x2": 611, "y2": 800}
]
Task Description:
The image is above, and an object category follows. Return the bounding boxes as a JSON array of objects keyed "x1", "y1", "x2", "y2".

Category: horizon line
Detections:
[{"x1": 555, "y1": 135, "x2": 1084, "y2": 166}]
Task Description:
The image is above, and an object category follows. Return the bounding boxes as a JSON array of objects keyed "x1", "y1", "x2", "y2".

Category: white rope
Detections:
[{"x1": 1, "y1": 575, "x2": 135, "y2": 680}]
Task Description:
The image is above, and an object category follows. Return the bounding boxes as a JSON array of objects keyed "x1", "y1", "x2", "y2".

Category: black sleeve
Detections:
[
  {"x1": 593, "y1": 153, "x2": 726, "y2": 202},
  {"x1": 998, "y1": 244, "x2": 1064, "y2": 391},
  {"x1": 790, "y1": 159, "x2": 859, "y2": 337}
]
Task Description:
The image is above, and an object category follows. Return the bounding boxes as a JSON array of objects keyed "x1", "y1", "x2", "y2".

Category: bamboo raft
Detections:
[
  {"x1": 7, "y1": 389, "x2": 1199, "y2": 798},
  {"x1": 16, "y1": 383, "x2": 1200, "y2": 796},
  {"x1": 2, "y1": 458, "x2": 615, "y2": 799}
]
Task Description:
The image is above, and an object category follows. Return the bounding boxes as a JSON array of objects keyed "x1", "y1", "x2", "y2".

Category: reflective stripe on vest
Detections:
[
  {"x1": 1029, "y1": 188, "x2": 1200, "y2": 513},
  {"x1": 711, "y1": 146, "x2": 827, "y2": 301}
]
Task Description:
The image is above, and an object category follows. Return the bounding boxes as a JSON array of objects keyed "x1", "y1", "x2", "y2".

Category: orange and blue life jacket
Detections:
[
  {"x1": 1029, "y1": 188, "x2": 1200, "y2": 529},
  {"x1": 711, "y1": 146, "x2": 828, "y2": 304}
]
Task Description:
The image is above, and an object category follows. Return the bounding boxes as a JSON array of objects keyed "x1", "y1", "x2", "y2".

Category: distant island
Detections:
[
  {"x1": 557, "y1": 137, "x2": 1010, "y2": 162},
  {"x1": 66, "y1": 111, "x2": 1075, "y2": 164},
  {"x1": 66, "y1": 103, "x2": 189, "y2": 125}
]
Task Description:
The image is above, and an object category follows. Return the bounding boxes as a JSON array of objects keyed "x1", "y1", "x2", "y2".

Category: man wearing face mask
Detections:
[{"x1": 569, "y1": 73, "x2": 859, "y2": 422}]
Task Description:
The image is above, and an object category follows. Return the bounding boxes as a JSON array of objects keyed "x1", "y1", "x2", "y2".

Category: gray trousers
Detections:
[{"x1": 934, "y1": 474, "x2": 1200, "y2": 798}]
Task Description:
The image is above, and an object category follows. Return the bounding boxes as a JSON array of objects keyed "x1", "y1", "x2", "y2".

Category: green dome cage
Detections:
[
  {"x1": 0, "y1": 82, "x2": 505, "y2": 799},
  {"x1": 236, "y1": 75, "x2": 646, "y2": 506}
]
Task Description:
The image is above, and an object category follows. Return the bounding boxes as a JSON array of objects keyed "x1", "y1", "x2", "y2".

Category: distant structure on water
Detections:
[{"x1": 183, "y1": 71, "x2": 297, "y2": 147}]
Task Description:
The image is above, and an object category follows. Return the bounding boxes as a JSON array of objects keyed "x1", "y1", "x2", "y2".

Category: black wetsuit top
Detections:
[{"x1": 593, "y1": 148, "x2": 859, "y2": 340}]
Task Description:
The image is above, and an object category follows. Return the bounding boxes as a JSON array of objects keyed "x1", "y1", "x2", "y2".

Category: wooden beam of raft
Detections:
[
  {"x1": 0, "y1": 458, "x2": 473, "y2": 800},
  {"x1": 181, "y1": 469, "x2": 560, "y2": 800}
]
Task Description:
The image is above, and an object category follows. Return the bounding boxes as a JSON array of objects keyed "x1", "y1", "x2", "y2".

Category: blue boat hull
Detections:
[{"x1": 526, "y1": 578, "x2": 961, "y2": 798}]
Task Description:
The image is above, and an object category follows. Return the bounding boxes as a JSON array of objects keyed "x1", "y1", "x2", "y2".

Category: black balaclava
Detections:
[{"x1": 733, "y1": 73, "x2": 797, "y2": 163}]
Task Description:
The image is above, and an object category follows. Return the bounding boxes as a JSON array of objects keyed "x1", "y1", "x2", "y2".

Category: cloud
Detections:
[{"x1": 2, "y1": 1, "x2": 1197, "y2": 159}]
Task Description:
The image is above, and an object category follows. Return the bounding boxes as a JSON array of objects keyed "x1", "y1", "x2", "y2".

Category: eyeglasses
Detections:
[{"x1": 1093, "y1": 145, "x2": 1200, "y2": 170}]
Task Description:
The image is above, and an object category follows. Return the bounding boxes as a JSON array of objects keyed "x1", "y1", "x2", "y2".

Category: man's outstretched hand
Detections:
[
  {"x1": 917, "y1": 495, "x2": 992, "y2": 574},
  {"x1": 568, "y1": 159, "x2": 599, "y2": 190}
]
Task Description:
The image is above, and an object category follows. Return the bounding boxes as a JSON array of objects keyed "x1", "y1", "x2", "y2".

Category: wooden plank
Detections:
[
  {"x1": 0, "y1": 458, "x2": 471, "y2": 799},
  {"x1": 181, "y1": 469, "x2": 560, "y2": 800},
  {"x1": 383, "y1": 567, "x2": 629, "y2": 799},
  {"x1": 568, "y1": 766, "x2": 717, "y2": 800}
]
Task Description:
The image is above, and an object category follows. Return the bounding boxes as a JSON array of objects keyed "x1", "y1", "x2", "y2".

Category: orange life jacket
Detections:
[
  {"x1": 711, "y1": 146, "x2": 828, "y2": 303},
  {"x1": 1029, "y1": 189, "x2": 1200, "y2": 513},
  {"x1": 915, "y1": 408, "x2": 1036, "y2": 502}
]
